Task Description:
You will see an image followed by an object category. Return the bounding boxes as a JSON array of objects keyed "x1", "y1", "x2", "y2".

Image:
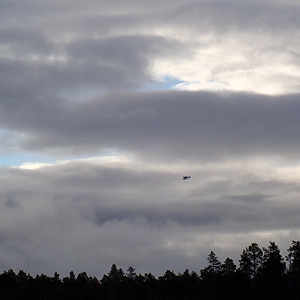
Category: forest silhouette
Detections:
[{"x1": 0, "y1": 240, "x2": 300, "y2": 299}]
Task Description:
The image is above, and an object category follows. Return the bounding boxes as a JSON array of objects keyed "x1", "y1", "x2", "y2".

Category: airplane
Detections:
[{"x1": 182, "y1": 176, "x2": 191, "y2": 180}]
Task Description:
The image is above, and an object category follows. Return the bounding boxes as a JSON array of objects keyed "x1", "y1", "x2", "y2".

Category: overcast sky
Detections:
[{"x1": 1, "y1": 0, "x2": 300, "y2": 278}]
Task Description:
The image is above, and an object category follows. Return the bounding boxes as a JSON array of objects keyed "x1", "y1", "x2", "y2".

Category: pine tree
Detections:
[
  {"x1": 257, "y1": 241, "x2": 286, "y2": 300},
  {"x1": 126, "y1": 266, "x2": 136, "y2": 280},
  {"x1": 260, "y1": 241, "x2": 285, "y2": 276},
  {"x1": 221, "y1": 257, "x2": 236, "y2": 275},
  {"x1": 208, "y1": 251, "x2": 222, "y2": 273},
  {"x1": 201, "y1": 251, "x2": 222, "y2": 278},
  {"x1": 107, "y1": 264, "x2": 124, "y2": 282},
  {"x1": 286, "y1": 240, "x2": 300, "y2": 299},
  {"x1": 239, "y1": 243, "x2": 262, "y2": 278},
  {"x1": 286, "y1": 240, "x2": 300, "y2": 276}
]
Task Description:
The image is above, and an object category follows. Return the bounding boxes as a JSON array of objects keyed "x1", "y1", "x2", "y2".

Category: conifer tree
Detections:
[
  {"x1": 201, "y1": 251, "x2": 222, "y2": 278},
  {"x1": 239, "y1": 243, "x2": 262, "y2": 278},
  {"x1": 260, "y1": 241, "x2": 285, "y2": 276},
  {"x1": 208, "y1": 251, "x2": 222, "y2": 273},
  {"x1": 221, "y1": 257, "x2": 236, "y2": 275},
  {"x1": 126, "y1": 266, "x2": 136, "y2": 280},
  {"x1": 286, "y1": 240, "x2": 300, "y2": 276},
  {"x1": 107, "y1": 264, "x2": 124, "y2": 282}
]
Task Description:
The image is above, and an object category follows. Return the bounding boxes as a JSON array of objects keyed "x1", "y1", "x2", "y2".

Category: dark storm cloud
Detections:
[
  {"x1": 1, "y1": 91, "x2": 299, "y2": 161},
  {"x1": 0, "y1": 28, "x2": 53, "y2": 54},
  {"x1": 0, "y1": 160, "x2": 299, "y2": 276},
  {"x1": 0, "y1": 29, "x2": 183, "y2": 98},
  {"x1": 1, "y1": 162, "x2": 296, "y2": 234},
  {"x1": 166, "y1": 0, "x2": 300, "y2": 33},
  {"x1": 64, "y1": 35, "x2": 182, "y2": 89},
  {"x1": 66, "y1": 35, "x2": 177, "y2": 68},
  {"x1": 1, "y1": 0, "x2": 300, "y2": 278},
  {"x1": 3, "y1": 0, "x2": 299, "y2": 35}
]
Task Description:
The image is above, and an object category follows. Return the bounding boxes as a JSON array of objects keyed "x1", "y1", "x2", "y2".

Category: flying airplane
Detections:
[{"x1": 182, "y1": 176, "x2": 191, "y2": 180}]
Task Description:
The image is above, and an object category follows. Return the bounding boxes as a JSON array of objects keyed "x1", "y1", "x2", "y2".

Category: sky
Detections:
[{"x1": 1, "y1": 0, "x2": 300, "y2": 278}]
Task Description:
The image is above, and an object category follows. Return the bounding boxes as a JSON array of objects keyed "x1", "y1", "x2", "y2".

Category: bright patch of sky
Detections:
[
  {"x1": 142, "y1": 75, "x2": 184, "y2": 91},
  {"x1": 14, "y1": 153, "x2": 131, "y2": 170},
  {"x1": 149, "y1": 31, "x2": 300, "y2": 95},
  {"x1": 7, "y1": 148, "x2": 128, "y2": 170},
  {"x1": 0, "y1": 152, "x2": 54, "y2": 167}
]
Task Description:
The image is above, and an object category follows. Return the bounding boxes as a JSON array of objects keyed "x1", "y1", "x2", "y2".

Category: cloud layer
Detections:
[
  {"x1": 0, "y1": 0, "x2": 300, "y2": 277},
  {"x1": 1, "y1": 91, "x2": 300, "y2": 161},
  {"x1": 1, "y1": 157, "x2": 300, "y2": 276}
]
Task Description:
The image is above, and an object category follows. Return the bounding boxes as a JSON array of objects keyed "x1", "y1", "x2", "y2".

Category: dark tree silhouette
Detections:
[
  {"x1": 256, "y1": 241, "x2": 287, "y2": 300},
  {"x1": 126, "y1": 266, "x2": 136, "y2": 280},
  {"x1": 287, "y1": 240, "x2": 300, "y2": 276},
  {"x1": 239, "y1": 242, "x2": 263, "y2": 278},
  {"x1": 261, "y1": 241, "x2": 285, "y2": 276},
  {"x1": 286, "y1": 240, "x2": 300, "y2": 299},
  {"x1": 221, "y1": 257, "x2": 237, "y2": 275},
  {"x1": 201, "y1": 250, "x2": 222, "y2": 278},
  {"x1": 0, "y1": 241, "x2": 300, "y2": 300}
]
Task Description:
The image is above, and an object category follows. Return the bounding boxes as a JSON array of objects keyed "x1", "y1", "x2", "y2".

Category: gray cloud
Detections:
[
  {"x1": 0, "y1": 29, "x2": 184, "y2": 101},
  {"x1": 0, "y1": 160, "x2": 299, "y2": 277},
  {"x1": 3, "y1": 0, "x2": 300, "y2": 34},
  {"x1": 0, "y1": 159, "x2": 299, "y2": 277},
  {"x1": 1, "y1": 91, "x2": 299, "y2": 162},
  {"x1": 1, "y1": 0, "x2": 300, "y2": 278},
  {"x1": 165, "y1": 0, "x2": 300, "y2": 33},
  {"x1": 0, "y1": 28, "x2": 54, "y2": 55}
]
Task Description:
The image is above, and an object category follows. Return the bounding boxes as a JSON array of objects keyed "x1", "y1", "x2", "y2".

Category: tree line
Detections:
[{"x1": 1, "y1": 240, "x2": 300, "y2": 299}]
